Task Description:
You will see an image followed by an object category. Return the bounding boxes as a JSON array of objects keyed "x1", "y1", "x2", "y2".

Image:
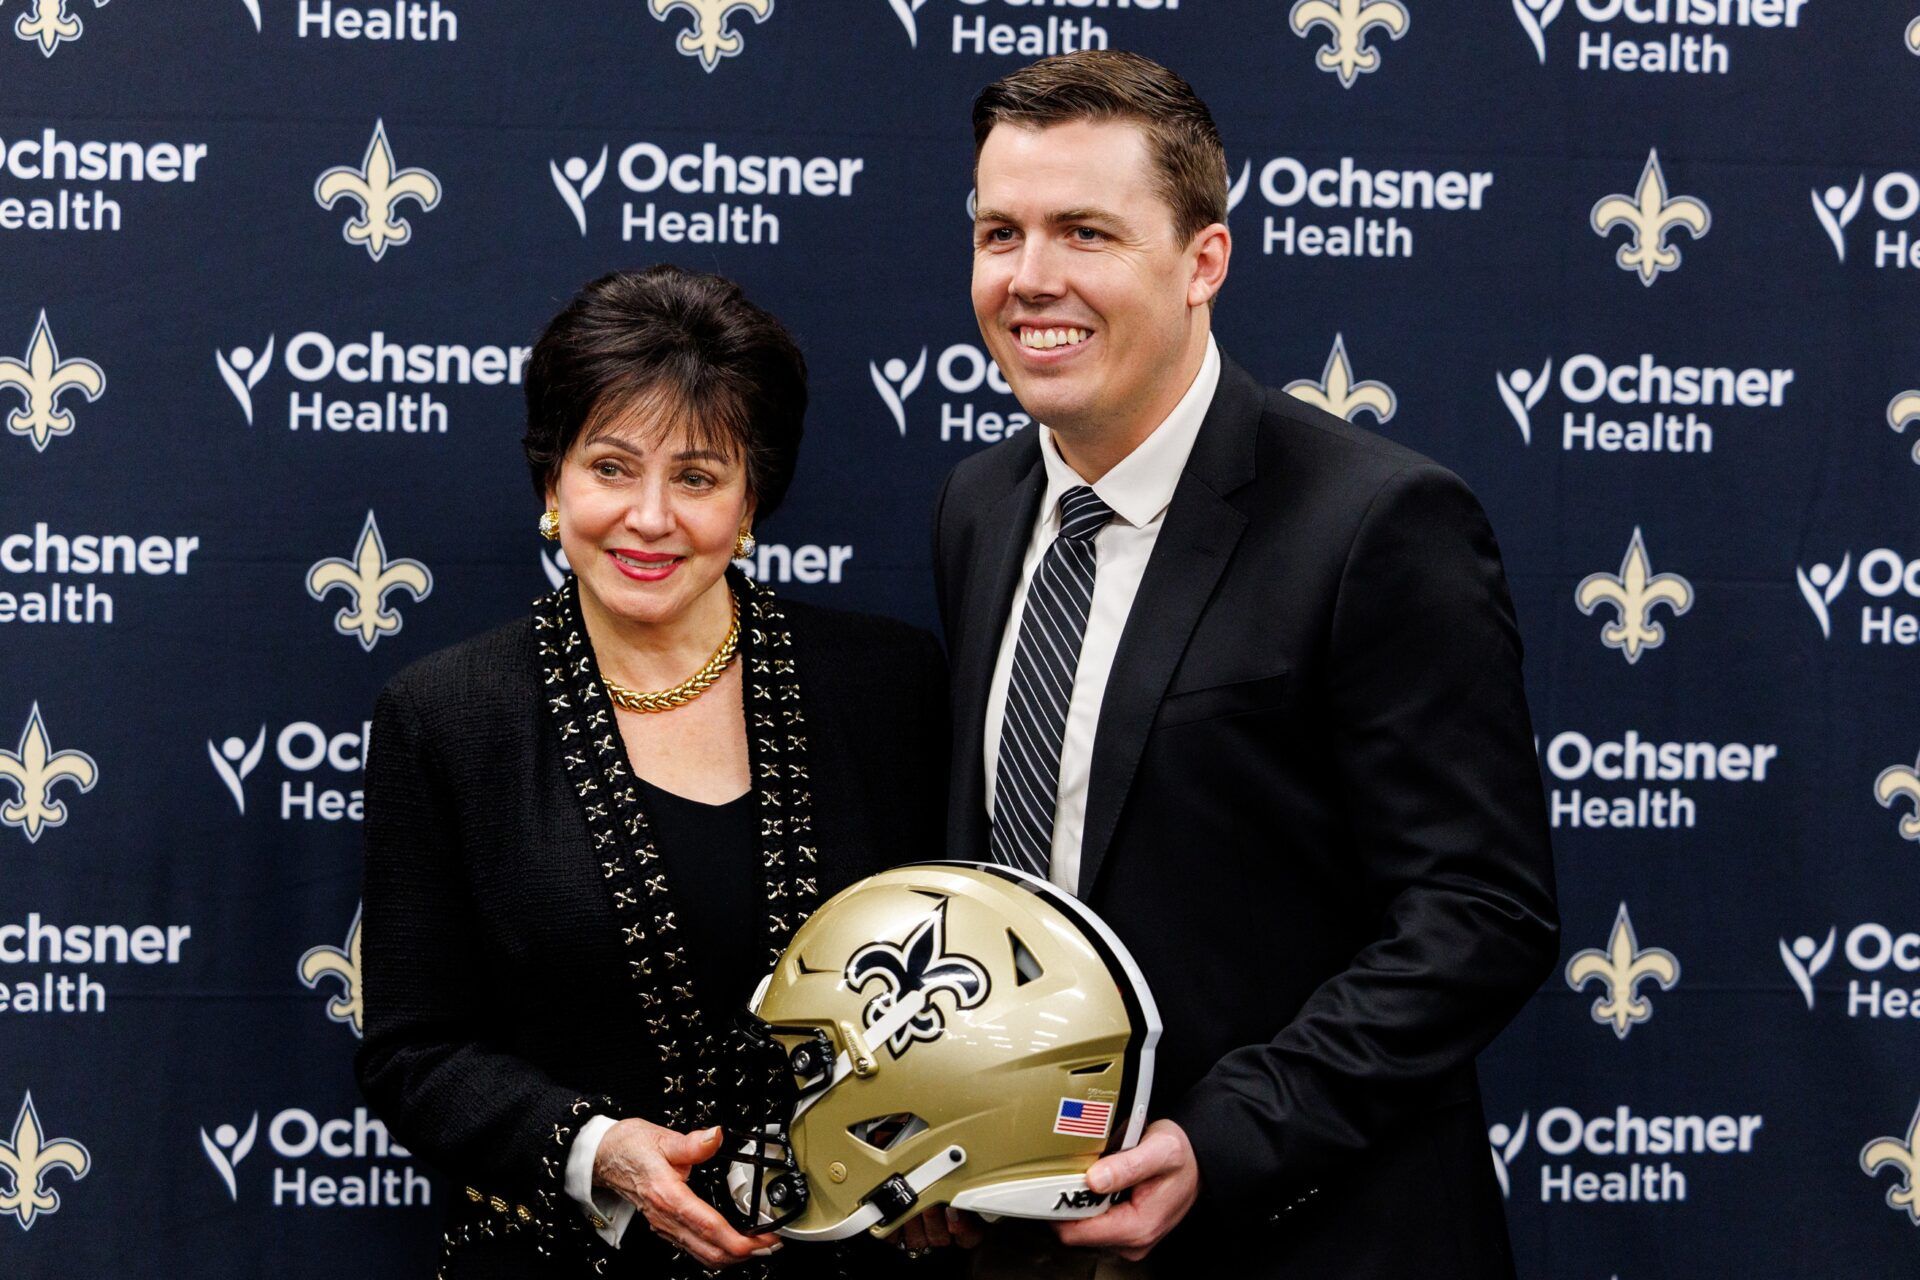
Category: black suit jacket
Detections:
[
  {"x1": 932, "y1": 355, "x2": 1559, "y2": 1278},
  {"x1": 357, "y1": 600, "x2": 946, "y2": 1278}
]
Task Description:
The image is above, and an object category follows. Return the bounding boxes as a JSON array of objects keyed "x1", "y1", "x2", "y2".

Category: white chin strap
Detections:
[
  {"x1": 756, "y1": 989, "x2": 970, "y2": 1241},
  {"x1": 775, "y1": 1144, "x2": 968, "y2": 1242},
  {"x1": 791, "y1": 987, "x2": 927, "y2": 1120}
]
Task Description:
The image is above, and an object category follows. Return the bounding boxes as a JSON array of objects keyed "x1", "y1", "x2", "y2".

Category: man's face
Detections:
[{"x1": 971, "y1": 119, "x2": 1202, "y2": 441}]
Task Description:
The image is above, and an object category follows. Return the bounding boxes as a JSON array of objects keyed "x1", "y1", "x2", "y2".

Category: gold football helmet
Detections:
[{"x1": 708, "y1": 862, "x2": 1161, "y2": 1241}]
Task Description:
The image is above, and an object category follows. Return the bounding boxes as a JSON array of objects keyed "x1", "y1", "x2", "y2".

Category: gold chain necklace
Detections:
[{"x1": 602, "y1": 593, "x2": 740, "y2": 713}]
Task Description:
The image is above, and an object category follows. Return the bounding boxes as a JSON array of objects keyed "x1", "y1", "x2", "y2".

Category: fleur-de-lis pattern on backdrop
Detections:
[
  {"x1": 1875, "y1": 755, "x2": 1920, "y2": 843},
  {"x1": 304, "y1": 512, "x2": 434, "y2": 652},
  {"x1": 1889, "y1": 388, "x2": 1920, "y2": 464},
  {"x1": 1862, "y1": 1103, "x2": 1920, "y2": 1225},
  {"x1": 298, "y1": 907, "x2": 364, "y2": 1036},
  {"x1": 649, "y1": 0, "x2": 773, "y2": 71},
  {"x1": 1566, "y1": 904, "x2": 1680, "y2": 1040},
  {"x1": 313, "y1": 120, "x2": 442, "y2": 261},
  {"x1": 1575, "y1": 528, "x2": 1693, "y2": 664},
  {"x1": 13, "y1": 0, "x2": 85, "y2": 57},
  {"x1": 1285, "y1": 333, "x2": 1396, "y2": 425},
  {"x1": 0, "y1": 704, "x2": 97, "y2": 844},
  {"x1": 0, "y1": 1094, "x2": 89, "y2": 1230},
  {"x1": 1289, "y1": 0, "x2": 1409, "y2": 87},
  {"x1": 0, "y1": 311, "x2": 103, "y2": 452},
  {"x1": 1590, "y1": 150, "x2": 1711, "y2": 286}
]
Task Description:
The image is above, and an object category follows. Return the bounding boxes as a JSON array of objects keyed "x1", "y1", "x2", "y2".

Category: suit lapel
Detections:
[
  {"x1": 1077, "y1": 357, "x2": 1263, "y2": 897},
  {"x1": 948, "y1": 447, "x2": 1045, "y2": 860}
]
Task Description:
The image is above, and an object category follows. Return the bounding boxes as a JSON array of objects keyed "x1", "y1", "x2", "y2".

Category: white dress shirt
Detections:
[
  {"x1": 983, "y1": 335, "x2": 1221, "y2": 894},
  {"x1": 566, "y1": 1114, "x2": 633, "y2": 1245}
]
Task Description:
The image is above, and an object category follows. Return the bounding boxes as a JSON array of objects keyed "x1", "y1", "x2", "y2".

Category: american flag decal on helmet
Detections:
[{"x1": 1054, "y1": 1098, "x2": 1114, "y2": 1138}]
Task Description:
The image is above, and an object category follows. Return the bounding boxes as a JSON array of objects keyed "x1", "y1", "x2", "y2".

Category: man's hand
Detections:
[
  {"x1": 893, "y1": 1206, "x2": 984, "y2": 1255},
  {"x1": 594, "y1": 1118, "x2": 781, "y2": 1268},
  {"x1": 1053, "y1": 1119, "x2": 1199, "y2": 1261}
]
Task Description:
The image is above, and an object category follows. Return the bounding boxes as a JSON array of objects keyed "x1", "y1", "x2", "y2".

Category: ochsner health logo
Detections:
[
  {"x1": 1778, "y1": 927, "x2": 1836, "y2": 1009},
  {"x1": 200, "y1": 1113, "x2": 258, "y2": 1201},
  {"x1": 1513, "y1": 0, "x2": 1563, "y2": 63},
  {"x1": 551, "y1": 146, "x2": 608, "y2": 235},
  {"x1": 1796, "y1": 548, "x2": 1920, "y2": 645},
  {"x1": 207, "y1": 727, "x2": 266, "y2": 813},
  {"x1": 871, "y1": 347, "x2": 927, "y2": 435},
  {"x1": 1808, "y1": 169, "x2": 1920, "y2": 270},
  {"x1": 198, "y1": 1105, "x2": 425, "y2": 1207}
]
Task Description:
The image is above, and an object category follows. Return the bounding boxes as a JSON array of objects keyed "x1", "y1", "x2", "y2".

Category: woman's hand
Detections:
[{"x1": 593, "y1": 1118, "x2": 781, "y2": 1267}]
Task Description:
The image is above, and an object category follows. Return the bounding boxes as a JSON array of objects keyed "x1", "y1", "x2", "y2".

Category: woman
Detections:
[{"x1": 357, "y1": 267, "x2": 948, "y2": 1278}]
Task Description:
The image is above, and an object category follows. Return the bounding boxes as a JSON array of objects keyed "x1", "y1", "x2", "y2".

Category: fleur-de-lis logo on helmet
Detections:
[
  {"x1": 1591, "y1": 150, "x2": 1711, "y2": 286},
  {"x1": 314, "y1": 120, "x2": 442, "y2": 262},
  {"x1": 0, "y1": 704, "x2": 98, "y2": 844},
  {"x1": 0, "y1": 1093, "x2": 90, "y2": 1230},
  {"x1": 1888, "y1": 389, "x2": 1920, "y2": 466},
  {"x1": 306, "y1": 511, "x2": 434, "y2": 652},
  {"x1": 845, "y1": 900, "x2": 989, "y2": 1058},
  {"x1": 1876, "y1": 754, "x2": 1920, "y2": 844},
  {"x1": 0, "y1": 311, "x2": 104, "y2": 453},
  {"x1": 1863, "y1": 1102, "x2": 1920, "y2": 1224},
  {"x1": 1289, "y1": 0, "x2": 1409, "y2": 88},
  {"x1": 1285, "y1": 333, "x2": 1397, "y2": 426},
  {"x1": 14, "y1": 0, "x2": 87, "y2": 57},
  {"x1": 1566, "y1": 903, "x2": 1679, "y2": 1040},
  {"x1": 299, "y1": 906, "x2": 364, "y2": 1037},
  {"x1": 1575, "y1": 527, "x2": 1693, "y2": 664},
  {"x1": 650, "y1": 0, "x2": 773, "y2": 71}
]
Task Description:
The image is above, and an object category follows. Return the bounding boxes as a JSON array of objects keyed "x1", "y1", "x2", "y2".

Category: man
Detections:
[{"x1": 920, "y1": 51, "x2": 1559, "y2": 1277}]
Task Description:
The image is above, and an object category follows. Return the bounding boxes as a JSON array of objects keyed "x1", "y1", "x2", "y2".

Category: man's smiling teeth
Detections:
[
  {"x1": 612, "y1": 551, "x2": 680, "y2": 569},
  {"x1": 1019, "y1": 326, "x2": 1089, "y2": 350}
]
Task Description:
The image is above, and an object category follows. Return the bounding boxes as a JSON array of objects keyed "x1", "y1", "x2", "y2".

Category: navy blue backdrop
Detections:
[{"x1": 4, "y1": 2, "x2": 1919, "y2": 1275}]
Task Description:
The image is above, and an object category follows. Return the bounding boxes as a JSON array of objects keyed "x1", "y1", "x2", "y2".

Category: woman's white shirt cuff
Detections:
[{"x1": 563, "y1": 1114, "x2": 634, "y2": 1247}]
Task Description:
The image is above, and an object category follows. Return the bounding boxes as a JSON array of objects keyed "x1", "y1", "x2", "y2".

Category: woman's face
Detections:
[{"x1": 547, "y1": 398, "x2": 750, "y2": 632}]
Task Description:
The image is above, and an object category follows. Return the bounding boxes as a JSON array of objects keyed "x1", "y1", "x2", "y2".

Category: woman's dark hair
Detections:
[{"x1": 522, "y1": 266, "x2": 807, "y2": 520}]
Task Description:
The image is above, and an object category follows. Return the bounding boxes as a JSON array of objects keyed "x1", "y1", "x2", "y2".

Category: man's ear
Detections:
[{"x1": 1187, "y1": 222, "x2": 1232, "y2": 308}]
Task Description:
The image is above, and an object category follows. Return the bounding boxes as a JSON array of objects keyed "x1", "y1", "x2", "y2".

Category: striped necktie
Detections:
[{"x1": 990, "y1": 485, "x2": 1114, "y2": 878}]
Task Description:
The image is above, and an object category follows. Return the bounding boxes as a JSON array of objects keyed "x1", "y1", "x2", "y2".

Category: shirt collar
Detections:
[{"x1": 1036, "y1": 334, "x2": 1221, "y2": 531}]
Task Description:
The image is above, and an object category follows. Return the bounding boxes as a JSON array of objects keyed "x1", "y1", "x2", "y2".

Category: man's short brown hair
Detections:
[{"x1": 972, "y1": 50, "x2": 1228, "y2": 245}]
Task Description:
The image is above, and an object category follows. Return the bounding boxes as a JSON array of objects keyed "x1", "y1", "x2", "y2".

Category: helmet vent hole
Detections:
[
  {"x1": 1008, "y1": 930, "x2": 1044, "y2": 986},
  {"x1": 1069, "y1": 1061, "x2": 1113, "y2": 1076},
  {"x1": 848, "y1": 1113, "x2": 929, "y2": 1152}
]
